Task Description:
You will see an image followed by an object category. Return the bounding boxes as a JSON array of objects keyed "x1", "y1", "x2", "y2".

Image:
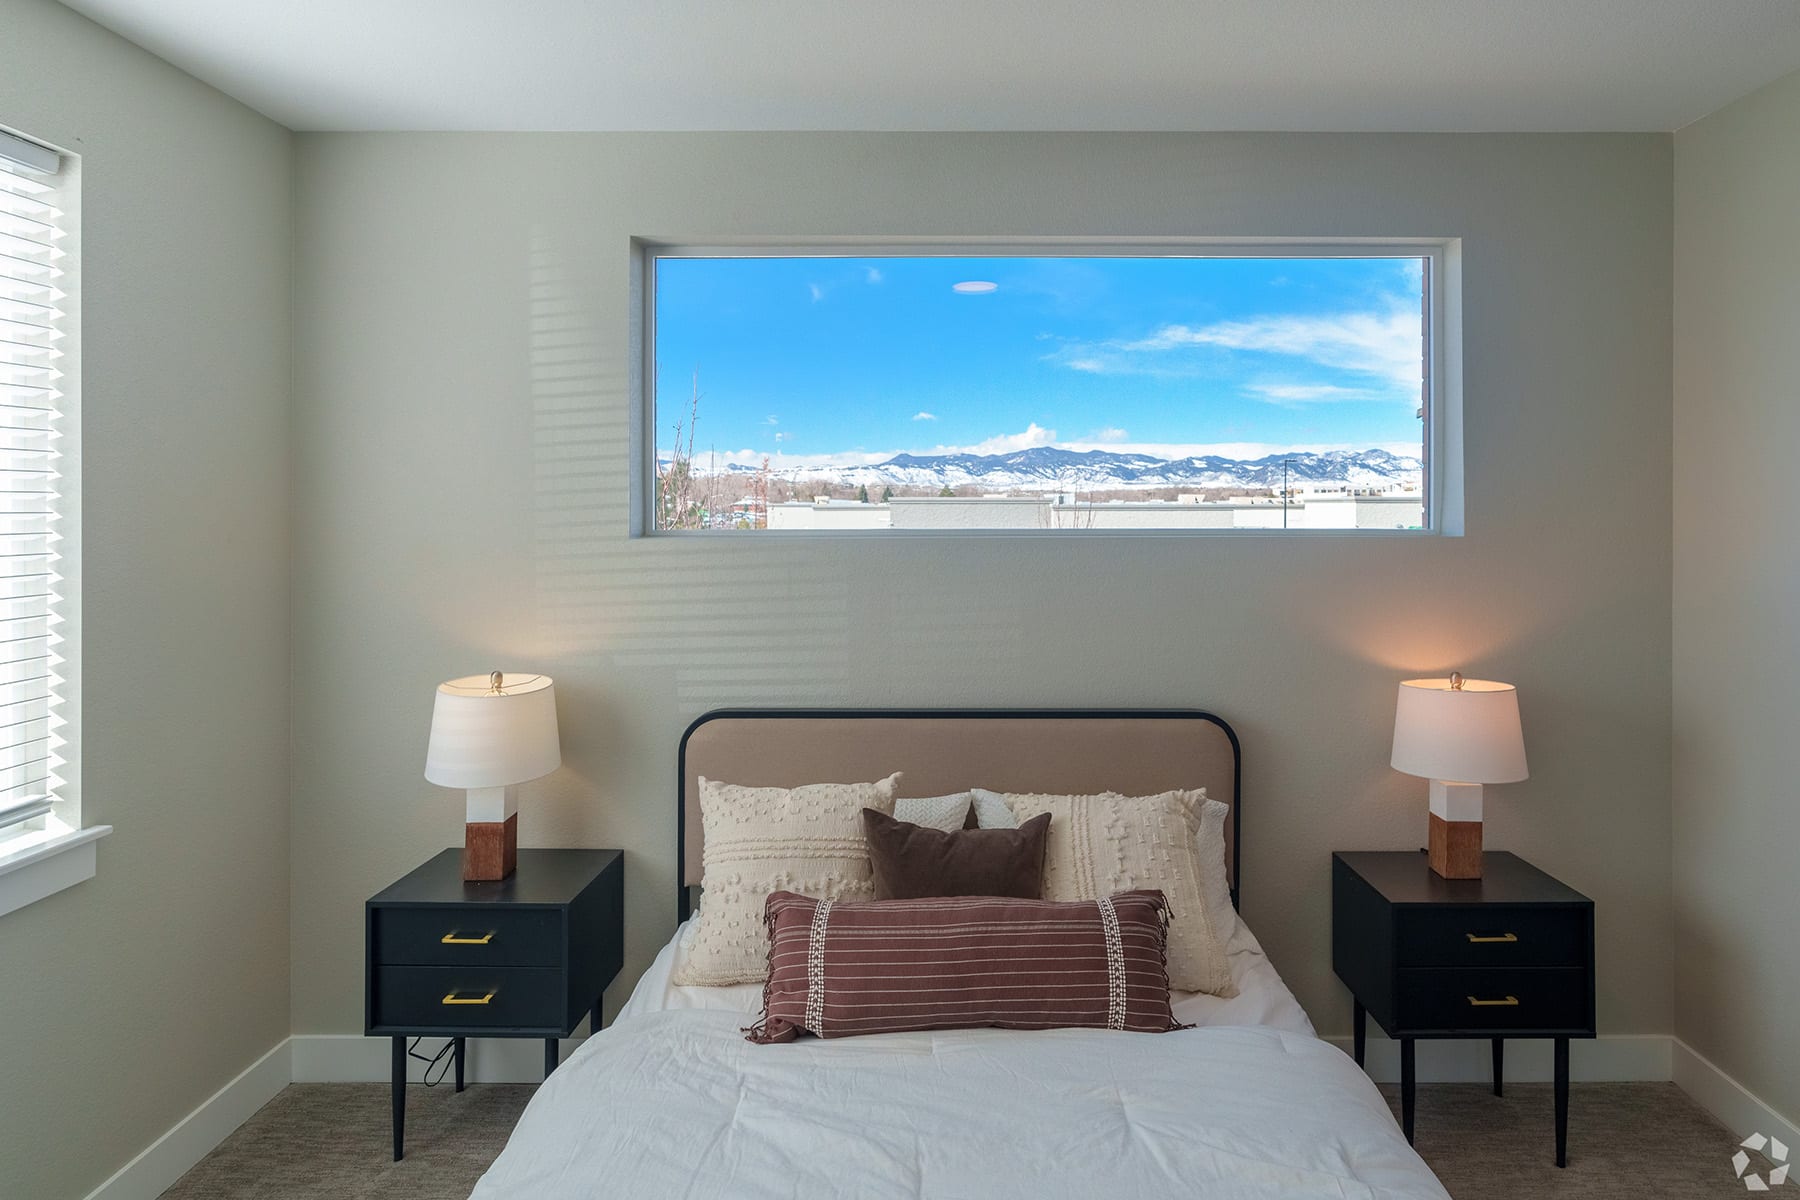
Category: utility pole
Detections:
[{"x1": 1283, "y1": 458, "x2": 1290, "y2": 529}]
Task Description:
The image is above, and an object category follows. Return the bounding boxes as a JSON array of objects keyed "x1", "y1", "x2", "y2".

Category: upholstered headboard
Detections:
[{"x1": 676, "y1": 708, "x2": 1241, "y2": 922}]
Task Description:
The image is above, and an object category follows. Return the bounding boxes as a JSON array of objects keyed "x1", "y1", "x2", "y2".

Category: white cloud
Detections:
[
  {"x1": 1120, "y1": 307, "x2": 1422, "y2": 388},
  {"x1": 1088, "y1": 427, "x2": 1129, "y2": 442},
  {"x1": 1245, "y1": 383, "x2": 1380, "y2": 405},
  {"x1": 865, "y1": 267, "x2": 884, "y2": 285},
  {"x1": 911, "y1": 411, "x2": 937, "y2": 421},
  {"x1": 1046, "y1": 300, "x2": 1423, "y2": 396},
  {"x1": 808, "y1": 283, "x2": 825, "y2": 302},
  {"x1": 940, "y1": 424, "x2": 1057, "y2": 456},
  {"x1": 773, "y1": 431, "x2": 792, "y2": 443},
  {"x1": 952, "y1": 280, "x2": 998, "y2": 294},
  {"x1": 762, "y1": 415, "x2": 780, "y2": 425}
]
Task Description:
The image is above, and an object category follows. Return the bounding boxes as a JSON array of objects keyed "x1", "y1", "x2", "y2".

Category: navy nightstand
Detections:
[
  {"x1": 1332, "y1": 850, "x2": 1595, "y2": 1167},
  {"x1": 366, "y1": 848, "x2": 623, "y2": 1160}
]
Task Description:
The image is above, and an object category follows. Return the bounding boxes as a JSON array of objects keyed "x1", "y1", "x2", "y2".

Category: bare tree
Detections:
[
  {"x1": 749, "y1": 455, "x2": 771, "y2": 529},
  {"x1": 656, "y1": 372, "x2": 708, "y2": 530},
  {"x1": 1038, "y1": 469, "x2": 1097, "y2": 530}
]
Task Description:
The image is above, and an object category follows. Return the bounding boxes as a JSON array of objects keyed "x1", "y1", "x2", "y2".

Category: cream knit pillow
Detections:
[
  {"x1": 892, "y1": 792, "x2": 973, "y2": 832},
  {"x1": 1196, "y1": 796, "x2": 1240, "y2": 946},
  {"x1": 975, "y1": 787, "x2": 1235, "y2": 996},
  {"x1": 969, "y1": 790, "x2": 1020, "y2": 830},
  {"x1": 673, "y1": 773, "x2": 901, "y2": 986}
]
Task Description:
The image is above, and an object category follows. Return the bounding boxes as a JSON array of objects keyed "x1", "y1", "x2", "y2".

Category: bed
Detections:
[{"x1": 469, "y1": 709, "x2": 1449, "y2": 1199}]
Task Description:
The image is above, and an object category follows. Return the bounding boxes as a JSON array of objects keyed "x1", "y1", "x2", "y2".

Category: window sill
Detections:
[{"x1": 0, "y1": 821, "x2": 111, "y2": 918}]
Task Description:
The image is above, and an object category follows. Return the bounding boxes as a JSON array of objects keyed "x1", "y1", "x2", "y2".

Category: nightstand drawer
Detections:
[
  {"x1": 372, "y1": 906, "x2": 561, "y2": 967},
  {"x1": 372, "y1": 966, "x2": 564, "y2": 1030},
  {"x1": 1395, "y1": 906, "x2": 1585, "y2": 968},
  {"x1": 1395, "y1": 968, "x2": 1588, "y2": 1032}
]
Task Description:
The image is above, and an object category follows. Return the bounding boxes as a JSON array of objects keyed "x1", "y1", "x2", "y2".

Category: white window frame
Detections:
[
  {"x1": 0, "y1": 125, "x2": 103, "y2": 918},
  {"x1": 631, "y1": 237, "x2": 1462, "y2": 538}
]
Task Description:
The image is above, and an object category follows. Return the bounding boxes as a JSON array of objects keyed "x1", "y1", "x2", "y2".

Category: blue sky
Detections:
[{"x1": 654, "y1": 255, "x2": 1425, "y2": 467}]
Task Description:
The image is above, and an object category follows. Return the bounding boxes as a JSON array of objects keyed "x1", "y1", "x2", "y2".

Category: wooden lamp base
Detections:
[
  {"x1": 1428, "y1": 812, "x2": 1483, "y2": 878},
  {"x1": 1427, "y1": 778, "x2": 1485, "y2": 879},
  {"x1": 464, "y1": 812, "x2": 518, "y2": 882}
]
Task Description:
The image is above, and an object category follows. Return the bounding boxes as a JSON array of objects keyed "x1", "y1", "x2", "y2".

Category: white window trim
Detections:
[
  {"x1": 631, "y1": 236, "x2": 1463, "y2": 539},
  {"x1": 0, "y1": 820, "x2": 109, "y2": 917},
  {"x1": 0, "y1": 124, "x2": 94, "y2": 917}
]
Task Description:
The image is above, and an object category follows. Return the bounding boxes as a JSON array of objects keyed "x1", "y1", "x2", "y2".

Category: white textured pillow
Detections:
[
  {"x1": 892, "y1": 792, "x2": 973, "y2": 832},
  {"x1": 1196, "y1": 796, "x2": 1239, "y2": 945},
  {"x1": 985, "y1": 787, "x2": 1234, "y2": 996},
  {"x1": 969, "y1": 789, "x2": 1020, "y2": 830},
  {"x1": 672, "y1": 773, "x2": 901, "y2": 986}
]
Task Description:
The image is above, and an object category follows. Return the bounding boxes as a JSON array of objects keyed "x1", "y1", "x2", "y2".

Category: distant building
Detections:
[
  {"x1": 888, "y1": 496, "x2": 1040, "y2": 529},
  {"x1": 763, "y1": 492, "x2": 1424, "y2": 531},
  {"x1": 1290, "y1": 494, "x2": 1424, "y2": 530},
  {"x1": 891, "y1": 493, "x2": 1422, "y2": 530},
  {"x1": 766, "y1": 497, "x2": 893, "y2": 530}
]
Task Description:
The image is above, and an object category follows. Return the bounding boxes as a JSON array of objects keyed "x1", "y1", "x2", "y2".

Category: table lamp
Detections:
[
  {"x1": 425, "y1": 671, "x2": 561, "y2": 882},
  {"x1": 1390, "y1": 672, "x2": 1528, "y2": 880}
]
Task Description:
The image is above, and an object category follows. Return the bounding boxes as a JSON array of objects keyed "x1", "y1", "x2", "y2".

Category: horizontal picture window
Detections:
[{"x1": 644, "y1": 245, "x2": 1440, "y2": 534}]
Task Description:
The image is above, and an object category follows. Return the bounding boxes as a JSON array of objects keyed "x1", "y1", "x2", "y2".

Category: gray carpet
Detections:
[
  {"x1": 159, "y1": 1081, "x2": 1751, "y2": 1198},
  {"x1": 160, "y1": 1083, "x2": 533, "y2": 1199},
  {"x1": 1379, "y1": 1082, "x2": 1749, "y2": 1198}
]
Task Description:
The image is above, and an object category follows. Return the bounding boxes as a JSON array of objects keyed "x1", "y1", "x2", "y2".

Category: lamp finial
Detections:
[
  {"x1": 1449, "y1": 671, "x2": 1464, "y2": 691},
  {"x1": 488, "y1": 670, "x2": 504, "y2": 694}
]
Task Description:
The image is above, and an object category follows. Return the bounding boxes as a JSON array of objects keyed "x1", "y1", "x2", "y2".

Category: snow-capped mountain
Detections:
[{"x1": 700, "y1": 446, "x2": 1422, "y2": 493}]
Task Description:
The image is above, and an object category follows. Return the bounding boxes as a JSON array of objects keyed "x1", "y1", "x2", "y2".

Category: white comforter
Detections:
[{"x1": 470, "y1": 1010, "x2": 1448, "y2": 1199}]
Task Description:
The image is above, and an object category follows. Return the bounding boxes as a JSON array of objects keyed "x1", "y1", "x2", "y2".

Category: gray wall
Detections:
[
  {"x1": 1673, "y1": 69, "x2": 1800, "y2": 1124},
  {"x1": 0, "y1": 1, "x2": 292, "y2": 1196},
  {"x1": 290, "y1": 132, "x2": 1674, "y2": 1046}
]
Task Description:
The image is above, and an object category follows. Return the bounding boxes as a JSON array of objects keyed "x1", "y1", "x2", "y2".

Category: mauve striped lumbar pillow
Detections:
[{"x1": 746, "y1": 890, "x2": 1189, "y2": 1043}]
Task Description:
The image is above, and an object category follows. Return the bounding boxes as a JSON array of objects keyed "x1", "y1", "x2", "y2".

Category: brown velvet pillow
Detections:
[{"x1": 861, "y1": 808, "x2": 1050, "y2": 901}]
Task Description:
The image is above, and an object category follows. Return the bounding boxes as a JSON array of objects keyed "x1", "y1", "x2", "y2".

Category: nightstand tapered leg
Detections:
[
  {"x1": 1352, "y1": 1000, "x2": 1366, "y2": 1068},
  {"x1": 390, "y1": 1036, "x2": 406, "y2": 1161},
  {"x1": 1491, "y1": 1038, "x2": 1503, "y2": 1097},
  {"x1": 544, "y1": 1038, "x2": 558, "y2": 1079},
  {"x1": 1399, "y1": 1039, "x2": 1416, "y2": 1144},
  {"x1": 453, "y1": 1037, "x2": 465, "y2": 1092},
  {"x1": 1554, "y1": 1038, "x2": 1569, "y2": 1167}
]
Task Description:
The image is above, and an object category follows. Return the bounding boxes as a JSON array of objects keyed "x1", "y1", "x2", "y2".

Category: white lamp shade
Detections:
[
  {"x1": 424, "y1": 672, "x2": 562, "y2": 789},
  {"x1": 1391, "y1": 677, "x2": 1528, "y2": 784}
]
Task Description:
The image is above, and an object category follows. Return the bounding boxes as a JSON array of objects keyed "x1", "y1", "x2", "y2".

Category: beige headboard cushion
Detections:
[{"x1": 680, "y1": 712, "x2": 1238, "y2": 893}]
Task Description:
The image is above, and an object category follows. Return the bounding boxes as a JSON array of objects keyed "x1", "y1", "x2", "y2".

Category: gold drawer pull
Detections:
[
  {"x1": 442, "y1": 990, "x2": 497, "y2": 1006},
  {"x1": 1466, "y1": 932, "x2": 1518, "y2": 944},
  {"x1": 1467, "y1": 995, "x2": 1520, "y2": 1007},
  {"x1": 441, "y1": 931, "x2": 495, "y2": 945}
]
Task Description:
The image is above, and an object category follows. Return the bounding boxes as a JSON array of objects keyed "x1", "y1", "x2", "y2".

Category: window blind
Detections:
[{"x1": 0, "y1": 130, "x2": 66, "y2": 832}]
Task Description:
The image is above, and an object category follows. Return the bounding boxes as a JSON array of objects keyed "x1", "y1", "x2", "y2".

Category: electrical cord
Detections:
[{"x1": 406, "y1": 1037, "x2": 458, "y2": 1087}]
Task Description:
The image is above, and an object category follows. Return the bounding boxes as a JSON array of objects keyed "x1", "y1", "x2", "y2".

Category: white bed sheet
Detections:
[
  {"x1": 468, "y1": 913, "x2": 1447, "y2": 1194},
  {"x1": 618, "y1": 913, "x2": 1318, "y2": 1036},
  {"x1": 471, "y1": 1007, "x2": 1443, "y2": 1200},
  {"x1": 469, "y1": 914, "x2": 1443, "y2": 1199}
]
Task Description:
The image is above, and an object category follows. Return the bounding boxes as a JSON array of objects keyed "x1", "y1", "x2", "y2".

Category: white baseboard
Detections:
[
  {"x1": 1672, "y1": 1039, "x2": 1800, "y2": 1147},
  {"x1": 291, "y1": 1033, "x2": 591, "y2": 1084},
  {"x1": 83, "y1": 1038, "x2": 291, "y2": 1200},
  {"x1": 1320, "y1": 1033, "x2": 1672, "y2": 1083}
]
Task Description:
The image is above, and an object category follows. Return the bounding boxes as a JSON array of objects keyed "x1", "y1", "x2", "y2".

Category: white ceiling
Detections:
[{"x1": 55, "y1": 0, "x2": 1800, "y2": 133}]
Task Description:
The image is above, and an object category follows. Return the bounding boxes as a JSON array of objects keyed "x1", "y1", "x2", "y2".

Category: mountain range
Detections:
[{"x1": 701, "y1": 446, "x2": 1423, "y2": 493}]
